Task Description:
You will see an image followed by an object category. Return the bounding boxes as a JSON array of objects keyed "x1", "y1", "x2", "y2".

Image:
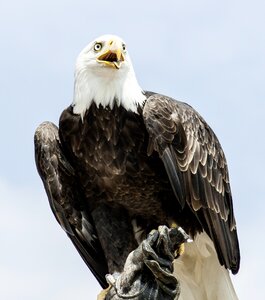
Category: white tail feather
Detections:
[{"x1": 174, "y1": 232, "x2": 238, "y2": 300}]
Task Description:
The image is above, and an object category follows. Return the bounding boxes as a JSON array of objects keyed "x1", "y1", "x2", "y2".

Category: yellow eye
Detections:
[{"x1": 94, "y1": 43, "x2": 102, "y2": 52}]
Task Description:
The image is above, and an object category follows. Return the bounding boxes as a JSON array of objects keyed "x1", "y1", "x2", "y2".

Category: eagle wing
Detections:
[
  {"x1": 34, "y1": 122, "x2": 108, "y2": 288},
  {"x1": 143, "y1": 93, "x2": 240, "y2": 274}
]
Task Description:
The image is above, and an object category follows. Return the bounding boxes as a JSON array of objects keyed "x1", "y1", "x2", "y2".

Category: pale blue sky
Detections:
[{"x1": 0, "y1": 0, "x2": 264, "y2": 299}]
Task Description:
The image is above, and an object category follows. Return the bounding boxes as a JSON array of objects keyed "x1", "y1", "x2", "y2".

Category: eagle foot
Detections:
[
  {"x1": 175, "y1": 243, "x2": 185, "y2": 258},
  {"x1": 167, "y1": 222, "x2": 191, "y2": 258},
  {"x1": 97, "y1": 285, "x2": 112, "y2": 300},
  {"x1": 103, "y1": 225, "x2": 190, "y2": 300},
  {"x1": 156, "y1": 225, "x2": 191, "y2": 259}
]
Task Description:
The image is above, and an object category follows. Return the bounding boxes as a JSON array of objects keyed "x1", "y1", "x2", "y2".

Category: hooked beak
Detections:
[{"x1": 97, "y1": 46, "x2": 124, "y2": 69}]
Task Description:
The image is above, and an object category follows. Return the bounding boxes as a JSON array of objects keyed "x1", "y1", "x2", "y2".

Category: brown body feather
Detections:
[{"x1": 35, "y1": 91, "x2": 240, "y2": 288}]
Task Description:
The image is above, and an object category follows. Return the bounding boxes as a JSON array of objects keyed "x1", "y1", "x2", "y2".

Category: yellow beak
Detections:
[{"x1": 97, "y1": 43, "x2": 124, "y2": 69}]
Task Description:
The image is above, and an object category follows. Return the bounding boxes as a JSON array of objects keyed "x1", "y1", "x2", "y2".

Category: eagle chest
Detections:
[{"x1": 74, "y1": 107, "x2": 157, "y2": 199}]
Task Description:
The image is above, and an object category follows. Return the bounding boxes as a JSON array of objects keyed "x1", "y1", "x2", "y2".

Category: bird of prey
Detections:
[{"x1": 35, "y1": 34, "x2": 240, "y2": 299}]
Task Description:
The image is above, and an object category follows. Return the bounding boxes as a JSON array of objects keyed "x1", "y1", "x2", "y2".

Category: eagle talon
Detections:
[
  {"x1": 168, "y1": 221, "x2": 178, "y2": 229},
  {"x1": 175, "y1": 243, "x2": 185, "y2": 258}
]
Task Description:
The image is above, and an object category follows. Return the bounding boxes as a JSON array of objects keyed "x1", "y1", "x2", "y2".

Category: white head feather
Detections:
[{"x1": 72, "y1": 34, "x2": 146, "y2": 119}]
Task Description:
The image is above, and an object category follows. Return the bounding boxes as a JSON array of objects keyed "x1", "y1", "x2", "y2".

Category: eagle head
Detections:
[{"x1": 72, "y1": 34, "x2": 146, "y2": 118}]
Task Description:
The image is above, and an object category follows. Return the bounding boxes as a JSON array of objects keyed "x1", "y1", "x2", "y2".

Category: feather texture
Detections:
[
  {"x1": 34, "y1": 122, "x2": 109, "y2": 288},
  {"x1": 143, "y1": 93, "x2": 240, "y2": 274},
  {"x1": 35, "y1": 91, "x2": 240, "y2": 298}
]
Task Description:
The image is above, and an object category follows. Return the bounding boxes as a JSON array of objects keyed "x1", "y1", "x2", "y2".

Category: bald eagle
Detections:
[{"x1": 35, "y1": 35, "x2": 240, "y2": 299}]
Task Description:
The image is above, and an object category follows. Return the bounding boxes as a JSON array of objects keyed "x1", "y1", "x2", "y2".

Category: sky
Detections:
[{"x1": 0, "y1": 0, "x2": 264, "y2": 299}]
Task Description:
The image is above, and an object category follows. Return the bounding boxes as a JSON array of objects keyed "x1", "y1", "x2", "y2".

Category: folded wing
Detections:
[
  {"x1": 34, "y1": 122, "x2": 108, "y2": 287},
  {"x1": 143, "y1": 94, "x2": 240, "y2": 274}
]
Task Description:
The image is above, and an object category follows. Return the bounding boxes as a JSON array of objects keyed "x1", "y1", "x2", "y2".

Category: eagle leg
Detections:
[
  {"x1": 91, "y1": 203, "x2": 138, "y2": 274},
  {"x1": 103, "y1": 226, "x2": 190, "y2": 300}
]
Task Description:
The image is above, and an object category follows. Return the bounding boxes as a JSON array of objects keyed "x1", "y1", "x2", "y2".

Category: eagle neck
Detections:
[{"x1": 72, "y1": 67, "x2": 146, "y2": 120}]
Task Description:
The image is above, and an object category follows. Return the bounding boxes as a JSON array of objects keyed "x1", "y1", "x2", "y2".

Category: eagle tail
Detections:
[{"x1": 174, "y1": 232, "x2": 238, "y2": 300}]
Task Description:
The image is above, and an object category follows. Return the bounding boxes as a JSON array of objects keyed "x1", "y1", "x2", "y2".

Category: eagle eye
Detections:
[
  {"x1": 94, "y1": 43, "x2": 102, "y2": 52},
  {"x1": 122, "y1": 44, "x2": 126, "y2": 51}
]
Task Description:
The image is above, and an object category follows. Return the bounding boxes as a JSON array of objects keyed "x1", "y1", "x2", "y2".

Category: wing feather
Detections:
[
  {"x1": 143, "y1": 93, "x2": 240, "y2": 274},
  {"x1": 34, "y1": 122, "x2": 108, "y2": 287},
  {"x1": 161, "y1": 148, "x2": 185, "y2": 208}
]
